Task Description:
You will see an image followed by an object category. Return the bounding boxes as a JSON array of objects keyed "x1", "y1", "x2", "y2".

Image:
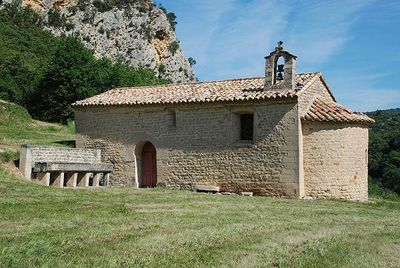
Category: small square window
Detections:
[
  {"x1": 240, "y1": 114, "x2": 254, "y2": 141},
  {"x1": 166, "y1": 110, "x2": 177, "y2": 127}
]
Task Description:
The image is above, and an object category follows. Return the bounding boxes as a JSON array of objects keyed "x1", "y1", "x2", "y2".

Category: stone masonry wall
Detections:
[
  {"x1": 27, "y1": 146, "x2": 101, "y2": 164},
  {"x1": 302, "y1": 122, "x2": 369, "y2": 201},
  {"x1": 75, "y1": 100, "x2": 301, "y2": 197}
]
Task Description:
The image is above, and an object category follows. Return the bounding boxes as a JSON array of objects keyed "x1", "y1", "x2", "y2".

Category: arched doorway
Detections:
[{"x1": 141, "y1": 141, "x2": 157, "y2": 188}]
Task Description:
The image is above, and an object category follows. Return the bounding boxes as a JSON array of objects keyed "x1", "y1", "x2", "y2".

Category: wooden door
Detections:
[{"x1": 141, "y1": 142, "x2": 157, "y2": 188}]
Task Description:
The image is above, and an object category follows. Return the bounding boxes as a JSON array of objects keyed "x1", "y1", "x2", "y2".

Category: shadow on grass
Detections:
[{"x1": 54, "y1": 140, "x2": 76, "y2": 147}]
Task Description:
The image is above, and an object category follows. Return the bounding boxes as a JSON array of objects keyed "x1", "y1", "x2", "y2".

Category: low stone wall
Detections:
[
  {"x1": 302, "y1": 122, "x2": 369, "y2": 201},
  {"x1": 19, "y1": 145, "x2": 112, "y2": 188},
  {"x1": 20, "y1": 145, "x2": 101, "y2": 179}
]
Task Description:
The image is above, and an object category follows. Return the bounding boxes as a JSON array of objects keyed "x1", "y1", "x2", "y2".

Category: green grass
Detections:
[
  {"x1": 0, "y1": 100, "x2": 75, "y2": 151},
  {"x1": 0, "y1": 166, "x2": 399, "y2": 267},
  {"x1": 0, "y1": 150, "x2": 19, "y2": 162}
]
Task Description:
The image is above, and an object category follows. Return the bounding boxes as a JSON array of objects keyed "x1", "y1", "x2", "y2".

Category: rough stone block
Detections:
[
  {"x1": 194, "y1": 185, "x2": 220, "y2": 193},
  {"x1": 240, "y1": 191, "x2": 253, "y2": 196}
]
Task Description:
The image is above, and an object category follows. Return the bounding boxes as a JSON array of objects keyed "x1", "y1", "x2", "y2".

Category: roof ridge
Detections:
[
  {"x1": 111, "y1": 72, "x2": 321, "y2": 91},
  {"x1": 74, "y1": 72, "x2": 322, "y2": 107},
  {"x1": 111, "y1": 77, "x2": 264, "y2": 92}
]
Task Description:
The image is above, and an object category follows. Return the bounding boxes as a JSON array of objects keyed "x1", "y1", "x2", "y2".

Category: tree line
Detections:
[{"x1": 367, "y1": 108, "x2": 400, "y2": 195}]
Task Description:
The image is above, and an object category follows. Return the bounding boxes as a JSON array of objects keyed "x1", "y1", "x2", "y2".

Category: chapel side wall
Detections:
[
  {"x1": 302, "y1": 122, "x2": 369, "y2": 201},
  {"x1": 75, "y1": 101, "x2": 301, "y2": 197}
]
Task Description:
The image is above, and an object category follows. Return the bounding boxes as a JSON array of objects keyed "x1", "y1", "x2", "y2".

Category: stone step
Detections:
[{"x1": 194, "y1": 185, "x2": 220, "y2": 193}]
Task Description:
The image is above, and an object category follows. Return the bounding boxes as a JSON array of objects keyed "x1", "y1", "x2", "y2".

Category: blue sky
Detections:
[{"x1": 155, "y1": 0, "x2": 400, "y2": 112}]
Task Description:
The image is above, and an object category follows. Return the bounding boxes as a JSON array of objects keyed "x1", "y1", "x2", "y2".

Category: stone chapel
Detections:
[{"x1": 73, "y1": 43, "x2": 374, "y2": 201}]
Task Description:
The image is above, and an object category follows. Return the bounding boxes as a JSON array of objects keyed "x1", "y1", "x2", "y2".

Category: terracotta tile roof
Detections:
[
  {"x1": 73, "y1": 72, "x2": 321, "y2": 107},
  {"x1": 302, "y1": 98, "x2": 374, "y2": 124}
]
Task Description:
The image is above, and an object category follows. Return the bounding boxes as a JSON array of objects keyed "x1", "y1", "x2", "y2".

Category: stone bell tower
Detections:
[{"x1": 264, "y1": 41, "x2": 297, "y2": 90}]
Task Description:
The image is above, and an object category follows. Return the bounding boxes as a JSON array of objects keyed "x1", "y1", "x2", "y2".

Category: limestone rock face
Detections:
[{"x1": 8, "y1": 0, "x2": 196, "y2": 83}]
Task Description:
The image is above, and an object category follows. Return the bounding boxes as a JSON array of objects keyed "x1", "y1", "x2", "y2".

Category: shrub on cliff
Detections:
[{"x1": 158, "y1": 4, "x2": 177, "y2": 30}]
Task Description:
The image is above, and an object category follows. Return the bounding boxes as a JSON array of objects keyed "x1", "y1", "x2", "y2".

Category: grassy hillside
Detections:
[
  {"x1": 0, "y1": 100, "x2": 74, "y2": 160},
  {"x1": 0, "y1": 165, "x2": 399, "y2": 267}
]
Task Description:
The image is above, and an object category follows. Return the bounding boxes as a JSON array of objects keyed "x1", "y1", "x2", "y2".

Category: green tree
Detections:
[
  {"x1": 30, "y1": 36, "x2": 98, "y2": 122},
  {"x1": 367, "y1": 109, "x2": 400, "y2": 194},
  {"x1": 30, "y1": 36, "x2": 168, "y2": 123},
  {"x1": 0, "y1": 1, "x2": 56, "y2": 105}
]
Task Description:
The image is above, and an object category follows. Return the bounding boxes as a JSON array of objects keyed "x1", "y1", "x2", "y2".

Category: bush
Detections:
[
  {"x1": 158, "y1": 64, "x2": 166, "y2": 75},
  {"x1": 0, "y1": 150, "x2": 18, "y2": 163},
  {"x1": 168, "y1": 41, "x2": 179, "y2": 55},
  {"x1": 82, "y1": 11, "x2": 95, "y2": 24},
  {"x1": 158, "y1": 4, "x2": 177, "y2": 31},
  {"x1": 47, "y1": 8, "x2": 67, "y2": 28},
  {"x1": 65, "y1": 22, "x2": 75, "y2": 31},
  {"x1": 2, "y1": 0, "x2": 43, "y2": 27},
  {"x1": 369, "y1": 178, "x2": 400, "y2": 201},
  {"x1": 0, "y1": 101, "x2": 32, "y2": 123},
  {"x1": 67, "y1": 6, "x2": 78, "y2": 15},
  {"x1": 47, "y1": 8, "x2": 74, "y2": 30},
  {"x1": 188, "y1": 57, "x2": 196, "y2": 66},
  {"x1": 78, "y1": 0, "x2": 90, "y2": 11},
  {"x1": 139, "y1": 23, "x2": 152, "y2": 42},
  {"x1": 93, "y1": 0, "x2": 114, "y2": 13}
]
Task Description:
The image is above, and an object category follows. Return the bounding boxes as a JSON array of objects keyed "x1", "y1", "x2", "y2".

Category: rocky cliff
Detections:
[{"x1": 10, "y1": 0, "x2": 196, "y2": 83}]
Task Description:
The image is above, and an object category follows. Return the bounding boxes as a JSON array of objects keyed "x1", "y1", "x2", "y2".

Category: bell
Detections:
[
  {"x1": 277, "y1": 72, "x2": 283, "y2": 80},
  {"x1": 277, "y1": 64, "x2": 284, "y2": 73}
]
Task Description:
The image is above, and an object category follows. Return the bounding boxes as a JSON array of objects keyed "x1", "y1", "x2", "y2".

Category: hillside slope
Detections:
[
  {"x1": 0, "y1": 100, "x2": 74, "y2": 154},
  {"x1": 2, "y1": 0, "x2": 196, "y2": 83}
]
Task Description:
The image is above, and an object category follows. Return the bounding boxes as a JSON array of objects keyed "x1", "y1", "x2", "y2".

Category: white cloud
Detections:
[
  {"x1": 286, "y1": 0, "x2": 375, "y2": 66},
  {"x1": 167, "y1": 0, "x2": 374, "y2": 80},
  {"x1": 192, "y1": 0, "x2": 292, "y2": 80}
]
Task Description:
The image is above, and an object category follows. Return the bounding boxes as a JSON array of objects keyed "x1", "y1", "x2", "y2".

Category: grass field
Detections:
[
  {"x1": 0, "y1": 165, "x2": 399, "y2": 267},
  {"x1": 0, "y1": 100, "x2": 74, "y2": 161}
]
